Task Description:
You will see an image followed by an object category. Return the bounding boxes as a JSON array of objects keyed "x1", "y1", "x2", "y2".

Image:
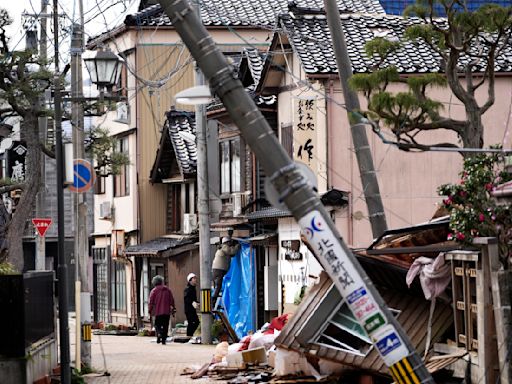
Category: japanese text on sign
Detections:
[{"x1": 293, "y1": 98, "x2": 317, "y2": 169}]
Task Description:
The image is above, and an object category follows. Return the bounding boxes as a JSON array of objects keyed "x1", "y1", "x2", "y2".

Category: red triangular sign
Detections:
[{"x1": 32, "y1": 218, "x2": 53, "y2": 237}]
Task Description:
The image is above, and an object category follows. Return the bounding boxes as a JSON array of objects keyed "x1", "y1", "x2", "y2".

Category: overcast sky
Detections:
[{"x1": 3, "y1": 0, "x2": 138, "y2": 59}]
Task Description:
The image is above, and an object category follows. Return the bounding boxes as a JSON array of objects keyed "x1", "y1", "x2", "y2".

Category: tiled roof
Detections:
[
  {"x1": 245, "y1": 206, "x2": 291, "y2": 220},
  {"x1": 207, "y1": 48, "x2": 277, "y2": 113},
  {"x1": 280, "y1": 13, "x2": 512, "y2": 74},
  {"x1": 125, "y1": 0, "x2": 384, "y2": 28},
  {"x1": 125, "y1": 236, "x2": 197, "y2": 256},
  {"x1": 126, "y1": 2, "x2": 286, "y2": 28},
  {"x1": 291, "y1": 0, "x2": 384, "y2": 14},
  {"x1": 167, "y1": 110, "x2": 197, "y2": 176}
]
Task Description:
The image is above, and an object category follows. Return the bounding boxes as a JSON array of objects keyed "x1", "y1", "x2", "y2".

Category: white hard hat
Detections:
[
  {"x1": 222, "y1": 236, "x2": 230, "y2": 244},
  {"x1": 187, "y1": 273, "x2": 196, "y2": 282}
]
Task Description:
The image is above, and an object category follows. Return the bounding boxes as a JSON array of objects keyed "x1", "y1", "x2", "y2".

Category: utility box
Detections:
[{"x1": 0, "y1": 271, "x2": 57, "y2": 384}]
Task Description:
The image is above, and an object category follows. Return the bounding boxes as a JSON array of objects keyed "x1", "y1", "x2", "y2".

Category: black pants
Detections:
[
  {"x1": 154, "y1": 314, "x2": 170, "y2": 343},
  {"x1": 212, "y1": 268, "x2": 227, "y2": 304},
  {"x1": 185, "y1": 310, "x2": 199, "y2": 337}
]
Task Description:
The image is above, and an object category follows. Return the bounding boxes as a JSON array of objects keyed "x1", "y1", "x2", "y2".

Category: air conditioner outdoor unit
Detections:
[
  {"x1": 232, "y1": 192, "x2": 249, "y2": 217},
  {"x1": 99, "y1": 201, "x2": 112, "y2": 220},
  {"x1": 183, "y1": 213, "x2": 198, "y2": 234}
]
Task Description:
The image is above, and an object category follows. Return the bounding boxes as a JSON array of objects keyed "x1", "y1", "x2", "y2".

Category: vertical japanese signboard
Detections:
[
  {"x1": 7, "y1": 142, "x2": 27, "y2": 182},
  {"x1": 293, "y1": 98, "x2": 317, "y2": 171}
]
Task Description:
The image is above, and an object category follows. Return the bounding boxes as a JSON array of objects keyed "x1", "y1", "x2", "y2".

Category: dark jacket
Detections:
[{"x1": 184, "y1": 283, "x2": 197, "y2": 314}]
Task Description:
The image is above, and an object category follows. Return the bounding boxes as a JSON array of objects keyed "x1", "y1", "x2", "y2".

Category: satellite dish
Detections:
[{"x1": 264, "y1": 162, "x2": 318, "y2": 211}]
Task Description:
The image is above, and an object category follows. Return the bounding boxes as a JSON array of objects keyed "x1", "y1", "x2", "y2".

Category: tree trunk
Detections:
[
  {"x1": 463, "y1": 102, "x2": 484, "y2": 151},
  {"x1": 6, "y1": 114, "x2": 41, "y2": 272}
]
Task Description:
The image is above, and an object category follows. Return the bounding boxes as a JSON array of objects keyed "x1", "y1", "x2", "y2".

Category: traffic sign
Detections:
[
  {"x1": 32, "y1": 218, "x2": 52, "y2": 237},
  {"x1": 69, "y1": 159, "x2": 96, "y2": 193}
]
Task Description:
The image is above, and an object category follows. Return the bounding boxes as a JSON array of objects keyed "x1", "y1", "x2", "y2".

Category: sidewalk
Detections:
[{"x1": 83, "y1": 333, "x2": 223, "y2": 384}]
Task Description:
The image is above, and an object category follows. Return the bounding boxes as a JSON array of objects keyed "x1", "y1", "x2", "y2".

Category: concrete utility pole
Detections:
[
  {"x1": 192, "y1": 2, "x2": 212, "y2": 344},
  {"x1": 70, "y1": 0, "x2": 92, "y2": 368},
  {"x1": 157, "y1": 1, "x2": 432, "y2": 382},
  {"x1": 323, "y1": 0, "x2": 387, "y2": 239},
  {"x1": 53, "y1": 0, "x2": 71, "y2": 382},
  {"x1": 35, "y1": 0, "x2": 49, "y2": 271}
]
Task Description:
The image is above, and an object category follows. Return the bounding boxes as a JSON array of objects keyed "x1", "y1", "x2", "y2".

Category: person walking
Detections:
[
  {"x1": 212, "y1": 236, "x2": 240, "y2": 304},
  {"x1": 149, "y1": 275, "x2": 175, "y2": 345},
  {"x1": 184, "y1": 273, "x2": 200, "y2": 337}
]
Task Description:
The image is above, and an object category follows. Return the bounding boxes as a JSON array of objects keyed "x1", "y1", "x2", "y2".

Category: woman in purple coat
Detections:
[{"x1": 149, "y1": 275, "x2": 175, "y2": 345}]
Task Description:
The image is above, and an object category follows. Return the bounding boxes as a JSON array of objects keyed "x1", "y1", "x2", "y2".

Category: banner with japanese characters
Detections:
[
  {"x1": 293, "y1": 98, "x2": 317, "y2": 171},
  {"x1": 7, "y1": 141, "x2": 27, "y2": 183}
]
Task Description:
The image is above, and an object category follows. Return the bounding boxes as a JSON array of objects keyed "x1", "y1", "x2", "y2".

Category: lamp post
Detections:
[
  {"x1": 175, "y1": 85, "x2": 214, "y2": 344},
  {"x1": 71, "y1": 46, "x2": 123, "y2": 371},
  {"x1": 83, "y1": 49, "x2": 123, "y2": 91}
]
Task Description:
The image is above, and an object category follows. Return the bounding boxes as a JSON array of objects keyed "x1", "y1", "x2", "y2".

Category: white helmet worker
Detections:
[{"x1": 187, "y1": 273, "x2": 196, "y2": 282}]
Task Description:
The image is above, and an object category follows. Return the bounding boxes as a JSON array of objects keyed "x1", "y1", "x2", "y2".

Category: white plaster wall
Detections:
[
  {"x1": 327, "y1": 76, "x2": 512, "y2": 247},
  {"x1": 277, "y1": 217, "x2": 323, "y2": 310}
]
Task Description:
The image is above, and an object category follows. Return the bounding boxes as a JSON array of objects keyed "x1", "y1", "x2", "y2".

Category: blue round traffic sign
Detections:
[{"x1": 69, "y1": 159, "x2": 96, "y2": 193}]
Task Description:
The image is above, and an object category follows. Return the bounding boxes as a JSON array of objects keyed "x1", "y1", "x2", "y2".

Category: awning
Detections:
[
  {"x1": 245, "y1": 206, "x2": 291, "y2": 221},
  {"x1": 210, "y1": 218, "x2": 249, "y2": 231},
  {"x1": 246, "y1": 232, "x2": 277, "y2": 246},
  {"x1": 125, "y1": 235, "x2": 198, "y2": 258}
]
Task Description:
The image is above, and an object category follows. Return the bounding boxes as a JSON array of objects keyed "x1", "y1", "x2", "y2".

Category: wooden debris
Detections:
[
  {"x1": 180, "y1": 367, "x2": 197, "y2": 376},
  {"x1": 191, "y1": 362, "x2": 211, "y2": 379}
]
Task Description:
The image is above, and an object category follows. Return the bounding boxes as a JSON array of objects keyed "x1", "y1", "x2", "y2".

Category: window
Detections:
[
  {"x1": 281, "y1": 123, "x2": 293, "y2": 158},
  {"x1": 111, "y1": 260, "x2": 127, "y2": 312},
  {"x1": 94, "y1": 176, "x2": 105, "y2": 194},
  {"x1": 166, "y1": 182, "x2": 196, "y2": 233},
  {"x1": 114, "y1": 136, "x2": 129, "y2": 197},
  {"x1": 220, "y1": 137, "x2": 241, "y2": 194}
]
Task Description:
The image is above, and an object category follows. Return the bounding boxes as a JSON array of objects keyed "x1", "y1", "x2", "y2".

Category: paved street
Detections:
[{"x1": 82, "y1": 334, "x2": 221, "y2": 384}]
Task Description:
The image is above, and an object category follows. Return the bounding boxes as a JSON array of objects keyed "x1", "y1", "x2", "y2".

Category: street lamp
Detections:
[
  {"x1": 83, "y1": 48, "x2": 123, "y2": 91},
  {"x1": 70, "y1": 47, "x2": 124, "y2": 372},
  {"x1": 175, "y1": 85, "x2": 213, "y2": 105},
  {"x1": 175, "y1": 85, "x2": 213, "y2": 343}
]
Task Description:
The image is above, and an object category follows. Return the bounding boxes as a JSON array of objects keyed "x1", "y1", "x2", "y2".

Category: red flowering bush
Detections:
[{"x1": 438, "y1": 153, "x2": 512, "y2": 268}]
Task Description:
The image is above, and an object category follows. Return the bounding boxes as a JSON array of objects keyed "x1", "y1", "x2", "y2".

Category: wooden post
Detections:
[
  {"x1": 474, "y1": 237, "x2": 497, "y2": 383},
  {"x1": 483, "y1": 238, "x2": 512, "y2": 384}
]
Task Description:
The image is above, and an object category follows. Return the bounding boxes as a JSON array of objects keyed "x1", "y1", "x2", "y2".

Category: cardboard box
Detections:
[{"x1": 242, "y1": 346, "x2": 267, "y2": 364}]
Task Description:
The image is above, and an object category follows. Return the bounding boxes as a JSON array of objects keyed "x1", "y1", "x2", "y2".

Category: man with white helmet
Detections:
[{"x1": 184, "y1": 273, "x2": 200, "y2": 337}]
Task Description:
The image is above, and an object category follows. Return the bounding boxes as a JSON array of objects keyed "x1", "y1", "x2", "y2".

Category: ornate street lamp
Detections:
[{"x1": 83, "y1": 48, "x2": 123, "y2": 90}]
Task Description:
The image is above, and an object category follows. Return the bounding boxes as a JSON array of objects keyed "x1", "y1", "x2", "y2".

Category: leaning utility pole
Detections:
[
  {"x1": 70, "y1": 0, "x2": 92, "y2": 368},
  {"x1": 53, "y1": 0, "x2": 71, "y2": 382},
  {"x1": 157, "y1": 1, "x2": 432, "y2": 382},
  {"x1": 323, "y1": 0, "x2": 387, "y2": 239},
  {"x1": 192, "y1": 2, "x2": 212, "y2": 344}
]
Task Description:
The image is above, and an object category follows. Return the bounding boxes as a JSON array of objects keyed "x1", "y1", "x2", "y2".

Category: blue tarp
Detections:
[{"x1": 222, "y1": 242, "x2": 256, "y2": 338}]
